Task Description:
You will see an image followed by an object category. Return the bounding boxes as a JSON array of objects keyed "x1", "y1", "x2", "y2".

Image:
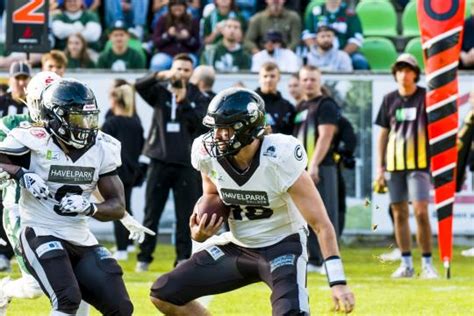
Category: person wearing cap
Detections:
[
  {"x1": 51, "y1": 0, "x2": 103, "y2": 52},
  {"x1": 305, "y1": 0, "x2": 369, "y2": 70},
  {"x1": 306, "y1": 25, "x2": 352, "y2": 72},
  {"x1": 250, "y1": 30, "x2": 299, "y2": 73},
  {"x1": 295, "y1": 30, "x2": 317, "y2": 66},
  {"x1": 97, "y1": 20, "x2": 146, "y2": 71},
  {"x1": 375, "y1": 53, "x2": 438, "y2": 279},
  {"x1": 245, "y1": 0, "x2": 302, "y2": 53},
  {"x1": 200, "y1": 18, "x2": 251, "y2": 72},
  {"x1": 0, "y1": 62, "x2": 31, "y2": 118}
]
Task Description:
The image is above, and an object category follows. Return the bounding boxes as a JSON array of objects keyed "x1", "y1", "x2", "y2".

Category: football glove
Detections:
[
  {"x1": 120, "y1": 212, "x2": 155, "y2": 243},
  {"x1": 0, "y1": 168, "x2": 12, "y2": 191},
  {"x1": 15, "y1": 169, "x2": 51, "y2": 200},
  {"x1": 59, "y1": 195, "x2": 97, "y2": 216}
]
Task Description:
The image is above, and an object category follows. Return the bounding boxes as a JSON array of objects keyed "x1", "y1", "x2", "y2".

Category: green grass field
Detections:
[{"x1": 2, "y1": 244, "x2": 473, "y2": 315}]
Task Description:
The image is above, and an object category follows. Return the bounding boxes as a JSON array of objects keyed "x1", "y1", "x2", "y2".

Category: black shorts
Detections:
[
  {"x1": 20, "y1": 226, "x2": 133, "y2": 315},
  {"x1": 151, "y1": 231, "x2": 310, "y2": 316}
]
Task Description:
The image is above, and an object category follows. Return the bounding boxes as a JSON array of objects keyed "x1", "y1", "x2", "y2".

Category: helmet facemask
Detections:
[
  {"x1": 51, "y1": 106, "x2": 99, "y2": 149},
  {"x1": 42, "y1": 79, "x2": 100, "y2": 150},
  {"x1": 202, "y1": 103, "x2": 265, "y2": 158}
]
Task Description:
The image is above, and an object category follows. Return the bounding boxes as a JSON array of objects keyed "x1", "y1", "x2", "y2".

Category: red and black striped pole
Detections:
[{"x1": 418, "y1": 0, "x2": 465, "y2": 278}]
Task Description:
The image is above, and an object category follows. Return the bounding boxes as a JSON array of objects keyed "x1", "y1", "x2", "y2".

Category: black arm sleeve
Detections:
[{"x1": 135, "y1": 74, "x2": 167, "y2": 107}]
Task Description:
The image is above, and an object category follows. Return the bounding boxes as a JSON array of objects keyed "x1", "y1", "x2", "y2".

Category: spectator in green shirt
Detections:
[
  {"x1": 65, "y1": 33, "x2": 96, "y2": 69},
  {"x1": 97, "y1": 20, "x2": 146, "y2": 71},
  {"x1": 245, "y1": 0, "x2": 302, "y2": 53},
  {"x1": 51, "y1": 0, "x2": 103, "y2": 52},
  {"x1": 202, "y1": 0, "x2": 246, "y2": 46},
  {"x1": 200, "y1": 18, "x2": 251, "y2": 72},
  {"x1": 304, "y1": 0, "x2": 369, "y2": 70}
]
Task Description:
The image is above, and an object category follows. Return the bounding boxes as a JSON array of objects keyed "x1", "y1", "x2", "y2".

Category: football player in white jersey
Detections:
[
  {"x1": 0, "y1": 79, "x2": 133, "y2": 315},
  {"x1": 149, "y1": 88, "x2": 355, "y2": 315}
]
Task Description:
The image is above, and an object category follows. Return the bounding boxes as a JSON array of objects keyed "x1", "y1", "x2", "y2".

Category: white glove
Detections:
[
  {"x1": 120, "y1": 213, "x2": 155, "y2": 243},
  {"x1": 58, "y1": 195, "x2": 96, "y2": 217},
  {"x1": 16, "y1": 169, "x2": 51, "y2": 200},
  {"x1": 0, "y1": 167, "x2": 10, "y2": 181}
]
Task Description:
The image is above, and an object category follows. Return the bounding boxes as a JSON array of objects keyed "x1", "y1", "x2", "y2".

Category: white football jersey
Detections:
[
  {"x1": 192, "y1": 133, "x2": 309, "y2": 248},
  {"x1": 0, "y1": 124, "x2": 121, "y2": 246}
]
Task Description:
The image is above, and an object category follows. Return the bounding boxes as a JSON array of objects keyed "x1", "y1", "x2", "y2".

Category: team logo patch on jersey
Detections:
[
  {"x1": 294, "y1": 145, "x2": 303, "y2": 161},
  {"x1": 263, "y1": 145, "x2": 277, "y2": 158},
  {"x1": 48, "y1": 165, "x2": 95, "y2": 184},
  {"x1": 220, "y1": 189, "x2": 269, "y2": 206},
  {"x1": 30, "y1": 128, "x2": 46, "y2": 138},
  {"x1": 270, "y1": 254, "x2": 296, "y2": 272},
  {"x1": 36, "y1": 241, "x2": 64, "y2": 258}
]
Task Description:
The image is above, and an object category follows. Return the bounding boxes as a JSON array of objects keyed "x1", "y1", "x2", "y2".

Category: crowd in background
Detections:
[
  {"x1": 0, "y1": 0, "x2": 471, "y2": 73},
  {"x1": 0, "y1": 0, "x2": 472, "y2": 273}
]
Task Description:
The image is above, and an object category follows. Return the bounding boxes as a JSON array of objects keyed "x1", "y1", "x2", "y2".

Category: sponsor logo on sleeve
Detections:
[
  {"x1": 220, "y1": 189, "x2": 269, "y2": 206},
  {"x1": 30, "y1": 128, "x2": 46, "y2": 138},
  {"x1": 48, "y1": 165, "x2": 95, "y2": 184},
  {"x1": 294, "y1": 145, "x2": 303, "y2": 161},
  {"x1": 263, "y1": 145, "x2": 277, "y2": 158}
]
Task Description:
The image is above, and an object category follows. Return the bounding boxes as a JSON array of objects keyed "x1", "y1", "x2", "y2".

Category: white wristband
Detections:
[{"x1": 324, "y1": 256, "x2": 347, "y2": 287}]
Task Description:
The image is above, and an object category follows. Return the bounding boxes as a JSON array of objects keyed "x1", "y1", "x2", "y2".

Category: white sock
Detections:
[
  {"x1": 422, "y1": 254, "x2": 432, "y2": 267},
  {"x1": 76, "y1": 300, "x2": 90, "y2": 316},
  {"x1": 401, "y1": 253, "x2": 413, "y2": 268}
]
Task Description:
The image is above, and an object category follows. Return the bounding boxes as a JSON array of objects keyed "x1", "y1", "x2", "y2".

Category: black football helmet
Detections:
[
  {"x1": 42, "y1": 79, "x2": 99, "y2": 149},
  {"x1": 202, "y1": 87, "x2": 266, "y2": 157}
]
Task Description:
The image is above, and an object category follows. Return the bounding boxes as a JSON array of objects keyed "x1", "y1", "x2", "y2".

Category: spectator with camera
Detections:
[{"x1": 134, "y1": 53, "x2": 207, "y2": 271}]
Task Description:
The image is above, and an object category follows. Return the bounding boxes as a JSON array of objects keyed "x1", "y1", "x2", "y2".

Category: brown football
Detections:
[{"x1": 195, "y1": 194, "x2": 230, "y2": 225}]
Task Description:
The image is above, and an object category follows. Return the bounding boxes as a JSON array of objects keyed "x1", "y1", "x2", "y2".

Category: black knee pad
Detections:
[
  {"x1": 150, "y1": 274, "x2": 186, "y2": 306},
  {"x1": 56, "y1": 285, "x2": 82, "y2": 314},
  {"x1": 102, "y1": 298, "x2": 134, "y2": 316}
]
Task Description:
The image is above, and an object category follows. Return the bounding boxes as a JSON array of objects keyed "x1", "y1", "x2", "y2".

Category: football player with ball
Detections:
[{"x1": 149, "y1": 88, "x2": 355, "y2": 314}]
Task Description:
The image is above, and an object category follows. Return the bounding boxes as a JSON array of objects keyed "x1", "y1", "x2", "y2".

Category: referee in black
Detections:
[{"x1": 135, "y1": 53, "x2": 207, "y2": 271}]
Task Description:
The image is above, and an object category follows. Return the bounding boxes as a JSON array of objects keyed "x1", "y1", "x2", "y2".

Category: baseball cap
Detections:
[
  {"x1": 110, "y1": 20, "x2": 128, "y2": 33},
  {"x1": 9, "y1": 61, "x2": 31, "y2": 78},
  {"x1": 301, "y1": 30, "x2": 316, "y2": 40},
  {"x1": 393, "y1": 53, "x2": 419, "y2": 69},
  {"x1": 264, "y1": 30, "x2": 284, "y2": 43}
]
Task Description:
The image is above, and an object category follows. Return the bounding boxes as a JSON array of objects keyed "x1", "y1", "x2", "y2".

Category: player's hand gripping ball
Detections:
[{"x1": 195, "y1": 194, "x2": 230, "y2": 226}]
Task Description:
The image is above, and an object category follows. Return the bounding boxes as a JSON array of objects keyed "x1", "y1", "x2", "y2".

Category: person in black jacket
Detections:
[
  {"x1": 102, "y1": 82, "x2": 145, "y2": 261},
  {"x1": 255, "y1": 62, "x2": 295, "y2": 135},
  {"x1": 134, "y1": 53, "x2": 207, "y2": 271}
]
